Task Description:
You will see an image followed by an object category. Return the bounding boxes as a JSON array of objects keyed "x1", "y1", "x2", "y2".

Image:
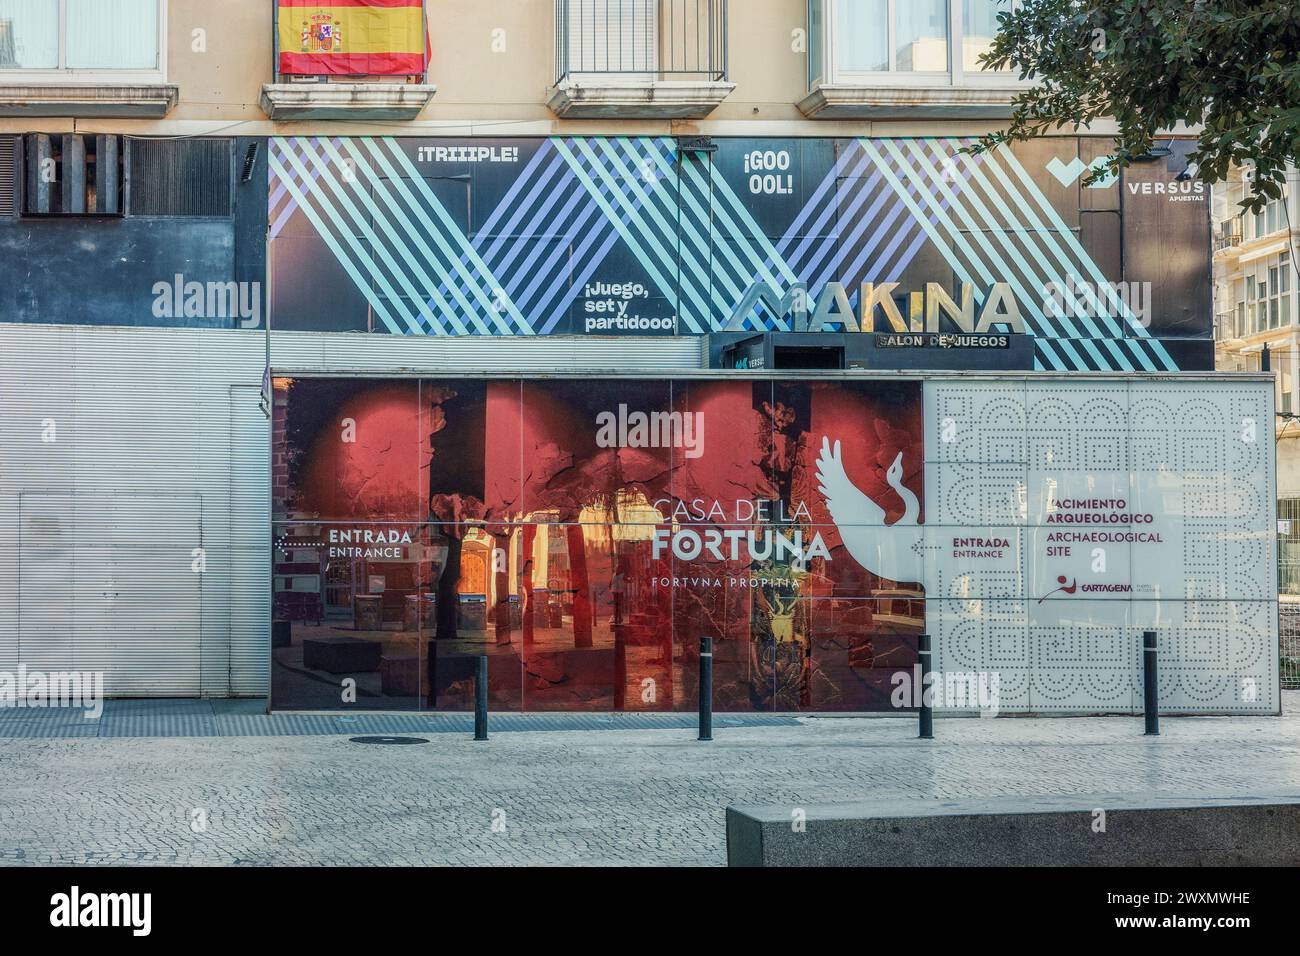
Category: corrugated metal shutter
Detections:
[
  {"x1": 568, "y1": 0, "x2": 657, "y2": 74},
  {"x1": 0, "y1": 135, "x2": 15, "y2": 217},
  {"x1": 126, "y1": 138, "x2": 233, "y2": 217},
  {"x1": 270, "y1": 331, "x2": 705, "y2": 373},
  {"x1": 0, "y1": 325, "x2": 269, "y2": 697},
  {"x1": 19, "y1": 493, "x2": 202, "y2": 695}
]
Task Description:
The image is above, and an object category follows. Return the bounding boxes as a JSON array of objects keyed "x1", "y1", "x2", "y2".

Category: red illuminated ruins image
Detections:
[{"x1": 271, "y1": 377, "x2": 924, "y2": 712}]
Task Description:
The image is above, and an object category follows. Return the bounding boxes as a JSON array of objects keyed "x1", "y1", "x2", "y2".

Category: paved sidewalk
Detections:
[
  {"x1": 0, "y1": 698, "x2": 798, "y2": 738},
  {"x1": 0, "y1": 695, "x2": 1296, "y2": 866}
]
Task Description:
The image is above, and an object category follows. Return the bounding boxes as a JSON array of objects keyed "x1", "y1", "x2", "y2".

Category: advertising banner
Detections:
[
  {"x1": 270, "y1": 375, "x2": 1277, "y2": 714},
  {"x1": 268, "y1": 136, "x2": 1213, "y2": 370},
  {"x1": 277, "y1": 0, "x2": 426, "y2": 76}
]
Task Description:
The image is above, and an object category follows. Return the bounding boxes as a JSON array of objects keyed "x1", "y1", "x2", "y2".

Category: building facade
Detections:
[
  {"x1": 1212, "y1": 164, "x2": 1299, "y2": 591},
  {"x1": 0, "y1": 1, "x2": 1278, "y2": 711}
]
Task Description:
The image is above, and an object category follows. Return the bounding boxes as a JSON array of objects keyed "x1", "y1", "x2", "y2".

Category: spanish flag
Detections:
[{"x1": 278, "y1": 0, "x2": 427, "y2": 76}]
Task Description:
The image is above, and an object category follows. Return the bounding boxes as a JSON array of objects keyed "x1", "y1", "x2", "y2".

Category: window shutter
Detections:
[{"x1": 568, "y1": 0, "x2": 657, "y2": 75}]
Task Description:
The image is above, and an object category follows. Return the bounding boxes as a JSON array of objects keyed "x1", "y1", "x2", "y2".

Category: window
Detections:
[
  {"x1": 1249, "y1": 196, "x2": 1288, "y2": 240},
  {"x1": 834, "y1": 0, "x2": 887, "y2": 73},
  {"x1": 963, "y1": 0, "x2": 1018, "y2": 72},
  {"x1": 0, "y1": 0, "x2": 160, "y2": 77},
  {"x1": 811, "y1": 0, "x2": 1023, "y2": 86},
  {"x1": 895, "y1": 0, "x2": 949, "y2": 71},
  {"x1": 1243, "y1": 252, "x2": 1296, "y2": 332}
]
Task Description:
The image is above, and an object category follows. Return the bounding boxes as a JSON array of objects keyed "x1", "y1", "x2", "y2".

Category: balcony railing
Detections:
[{"x1": 554, "y1": 0, "x2": 728, "y2": 84}]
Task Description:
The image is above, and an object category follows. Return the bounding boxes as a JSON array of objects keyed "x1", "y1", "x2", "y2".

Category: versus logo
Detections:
[
  {"x1": 1045, "y1": 155, "x2": 1117, "y2": 189},
  {"x1": 1127, "y1": 179, "x2": 1205, "y2": 202},
  {"x1": 596, "y1": 404, "x2": 704, "y2": 460}
]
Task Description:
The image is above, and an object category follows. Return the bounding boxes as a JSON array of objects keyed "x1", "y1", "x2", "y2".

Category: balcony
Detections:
[
  {"x1": 1214, "y1": 220, "x2": 1243, "y2": 254},
  {"x1": 260, "y1": 82, "x2": 437, "y2": 121},
  {"x1": 548, "y1": 0, "x2": 734, "y2": 119},
  {"x1": 260, "y1": 0, "x2": 436, "y2": 120},
  {"x1": 800, "y1": 0, "x2": 1029, "y2": 120}
]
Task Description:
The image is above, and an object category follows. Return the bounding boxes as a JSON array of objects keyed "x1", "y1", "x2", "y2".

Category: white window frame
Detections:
[
  {"x1": 0, "y1": 0, "x2": 166, "y2": 86},
  {"x1": 812, "y1": 0, "x2": 1031, "y2": 88},
  {"x1": 1247, "y1": 196, "x2": 1289, "y2": 241},
  {"x1": 1243, "y1": 252, "x2": 1293, "y2": 332}
]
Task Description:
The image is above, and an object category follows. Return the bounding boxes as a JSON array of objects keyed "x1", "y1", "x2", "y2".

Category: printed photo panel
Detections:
[
  {"x1": 271, "y1": 522, "x2": 433, "y2": 711},
  {"x1": 273, "y1": 377, "x2": 425, "y2": 523},
  {"x1": 519, "y1": 378, "x2": 673, "y2": 522}
]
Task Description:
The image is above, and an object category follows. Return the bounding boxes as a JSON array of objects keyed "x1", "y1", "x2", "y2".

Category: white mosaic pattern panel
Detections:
[{"x1": 924, "y1": 378, "x2": 1278, "y2": 714}]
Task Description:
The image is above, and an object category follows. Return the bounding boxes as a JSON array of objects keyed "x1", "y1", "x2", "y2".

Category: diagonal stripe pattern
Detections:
[{"x1": 268, "y1": 135, "x2": 1182, "y2": 370}]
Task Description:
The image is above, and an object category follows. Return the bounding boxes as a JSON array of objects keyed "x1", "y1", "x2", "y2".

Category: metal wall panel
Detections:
[
  {"x1": 0, "y1": 325, "x2": 690, "y2": 698},
  {"x1": 923, "y1": 376, "x2": 1279, "y2": 715},
  {"x1": 269, "y1": 330, "x2": 704, "y2": 374},
  {"x1": 0, "y1": 325, "x2": 269, "y2": 697},
  {"x1": 19, "y1": 493, "x2": 203, "y2": 695}
]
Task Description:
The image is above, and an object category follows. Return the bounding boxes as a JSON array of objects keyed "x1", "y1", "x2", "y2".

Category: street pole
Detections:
[
  {"x1": 1143, "y1": 631, "x2": 1159, "y2": 736},
  {"x1": 474, "y1": 654, "x2": 488, "y2": 741},
  {"x1": 918, "y1": 633, "x2": 933, "y2": 739},
  {"x1": 698, "y1": 636, "x2": 713, "y2": 741}
]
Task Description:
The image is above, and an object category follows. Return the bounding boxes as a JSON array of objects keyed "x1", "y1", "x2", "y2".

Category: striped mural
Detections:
[{"x1": 268, "y1": 135, "x2": 1212, "y2": 371}]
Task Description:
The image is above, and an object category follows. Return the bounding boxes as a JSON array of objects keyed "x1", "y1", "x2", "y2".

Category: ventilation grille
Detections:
[
  {"x1": 0, "y1": 136, "x2": 14, "y2": 217},
  {"x1": 20, "y1": 134, "x2": 121, "y2": 216},
  {"x1": 126, "y1": 138, "x2": 233, "y2": 217}
]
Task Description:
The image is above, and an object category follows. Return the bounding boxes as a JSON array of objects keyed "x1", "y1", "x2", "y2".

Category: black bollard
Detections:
[
  {"x1": 1143, "y1": 631, "x2": 1159, "y2": 736},
  {"x1": 918, "y1": 633, "x2": 933, "y2": 739},
  {"x1": 698, "y1": 636, "x2": 713, "y2": 741},
  {"x1": 474, "y1": 654, "x2": 488, "y2": 741}
]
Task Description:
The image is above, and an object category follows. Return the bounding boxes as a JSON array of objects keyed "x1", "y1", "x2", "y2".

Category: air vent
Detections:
[
  {"x1": 21, "y1": 134, "x2": 122, "y2": 216},
  {"x1": 0, "y1": 136, "x2": 15, "y2": 217},
  {"x1": 125, "y1": 138, "x2": 233, "y2": 217}
]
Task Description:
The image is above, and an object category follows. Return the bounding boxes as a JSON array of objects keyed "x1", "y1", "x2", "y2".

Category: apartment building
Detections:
[
  {"x1": 1, "y1": 2, "x2": 1278, "y2": 713},
  {"x1": 1212, "y1": 164, "x2": 1299, "y2": 594}
]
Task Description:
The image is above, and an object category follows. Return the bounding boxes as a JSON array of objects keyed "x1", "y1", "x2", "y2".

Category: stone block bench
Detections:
[{"x1": 726, "y1": 793, "x2": 1300, "y2": 867}]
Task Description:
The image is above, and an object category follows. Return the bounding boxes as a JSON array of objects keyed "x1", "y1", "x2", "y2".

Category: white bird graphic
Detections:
[{"x1": 815, "y1": 436, "x2": 924, "y2": 585}]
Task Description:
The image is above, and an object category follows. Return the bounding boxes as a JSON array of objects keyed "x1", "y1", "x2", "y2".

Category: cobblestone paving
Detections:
[{"x1": 1, "y1": 695, "x2": 1297, "y2": 866}]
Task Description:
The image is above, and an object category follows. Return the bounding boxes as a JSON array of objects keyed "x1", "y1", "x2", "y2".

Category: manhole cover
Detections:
[{"x1": 348, "y1": 736, "x2": 429, "y2": 745}]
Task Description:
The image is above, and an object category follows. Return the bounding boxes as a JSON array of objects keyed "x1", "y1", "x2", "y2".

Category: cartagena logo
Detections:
[
  {"x1": 1038, "y1": 575, "x2": 1077, "y2": 603},
  {"x1": 1038, "y1": 573, "x2": 1134, "y2": 601}
]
